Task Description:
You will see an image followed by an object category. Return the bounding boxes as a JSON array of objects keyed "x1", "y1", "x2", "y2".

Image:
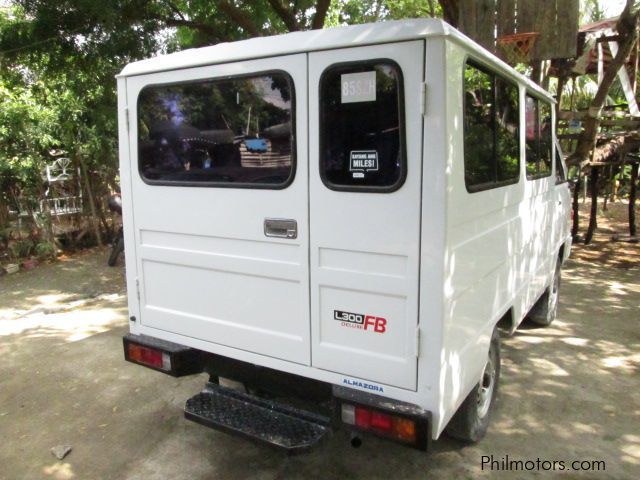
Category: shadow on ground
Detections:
[{"x1": 0, "y1": 221, "x2": 638, "y2": 479}]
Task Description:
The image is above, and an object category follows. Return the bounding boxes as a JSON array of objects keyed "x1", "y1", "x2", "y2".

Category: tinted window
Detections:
[
  {"x1": 463, "y1": 66, "x2": 494, "y2": 187},
  {"x1": 137, "y1": 73, "x2": 294, "y2": 187},
  {"x1": 495, "y1": 78, "x2": 520, "y2": 182},
  {"x1": 525, "y1": 95, "x2": 552, "y2": 179},
  {"x1": 320, "y1": 61, "x2": 405, "y2": 191},
  {"x1": 464, "y1": 62, "x2": 520, "y2": 192}
]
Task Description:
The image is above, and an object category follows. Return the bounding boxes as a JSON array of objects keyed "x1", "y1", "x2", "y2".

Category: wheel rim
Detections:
[{"x1": 477, "y1": 353, "x2": 496, "y2": 419}]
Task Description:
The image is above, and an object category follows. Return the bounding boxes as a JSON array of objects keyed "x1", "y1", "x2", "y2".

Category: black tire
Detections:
[
  {"x1": 446, "y1": 327, "x2": 500, "y2": 443},
  {"x1": 108, "y1": 237, "x2": 124, "y2": 267},
  {"x1": 528, "y1": 258, "x2": 561, "y2": 327}
]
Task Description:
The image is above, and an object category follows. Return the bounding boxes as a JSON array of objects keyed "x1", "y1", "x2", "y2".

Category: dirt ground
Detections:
[{"x1": 0, "y1": 202, "x2": 638, "y2": 480}]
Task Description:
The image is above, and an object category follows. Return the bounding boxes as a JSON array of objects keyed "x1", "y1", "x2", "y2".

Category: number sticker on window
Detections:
[{"x1": 341, "y1": 71, "x2": 376, "y2": 103}]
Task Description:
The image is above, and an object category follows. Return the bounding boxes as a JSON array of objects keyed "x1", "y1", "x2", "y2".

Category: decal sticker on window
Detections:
[
  {"x1": 349, "y1": 150, "x2": 378, "y2": 178},
  {"x1": 341, "y1": 71, "x2": 376, "y2": 103},
  {"x1": 334, "y1": 309, "x2": 387, "y2": 333}
]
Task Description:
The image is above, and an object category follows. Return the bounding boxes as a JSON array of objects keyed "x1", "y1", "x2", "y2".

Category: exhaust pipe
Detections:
[{"x1": 350, "y1": 432, "x2": 362, "y2": 448}]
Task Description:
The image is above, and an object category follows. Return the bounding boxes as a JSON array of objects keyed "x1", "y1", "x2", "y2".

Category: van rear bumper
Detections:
[{"x1": 123, "y1": 333, "x2": 431, "y2": 450}]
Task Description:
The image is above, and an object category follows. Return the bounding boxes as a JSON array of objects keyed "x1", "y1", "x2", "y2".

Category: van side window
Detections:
[
  {"x1": 525, "y1": 95, "x2": 552, "y2": 179},
  {"x1": 463, "y1": 62, "x2": 519, "y2": 192},
  {"x1": 319, "y1": 61, "x2": 405, "y2": 191},
  {"x1": 137, "y1": 72, "x2": 295, "y2": 188}
]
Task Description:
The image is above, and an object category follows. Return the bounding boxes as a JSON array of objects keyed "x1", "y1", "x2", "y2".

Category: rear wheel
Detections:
[
  {"x1": 528, "y1": 258, "x2": 561, "y2": 326},
  {"x1": 446, "y1": 327, "x2": 500, "y2": 443}
]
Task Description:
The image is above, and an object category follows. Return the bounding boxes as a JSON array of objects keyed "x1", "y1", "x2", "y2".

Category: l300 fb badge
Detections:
[{"x1": 334, "y1": 310, "x2": 387, "y2": 333}]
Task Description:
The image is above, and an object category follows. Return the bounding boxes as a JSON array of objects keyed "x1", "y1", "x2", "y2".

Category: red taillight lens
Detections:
[
  {"x1": 370, "y1": 411, "x2": 393, "y2": 431},
  {"x1": 355, "y1": 406, "x2": 371, "y2": 428},
  {"x1": 127, "y1": 343, "x2": 169, "y2": 370},
  {"x1": 343, "y1": 403, "x2": 418, "y2": 444}
]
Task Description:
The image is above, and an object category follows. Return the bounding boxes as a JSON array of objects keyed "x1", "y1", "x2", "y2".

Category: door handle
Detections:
[{"x1": 264, "y1": 218, "x2": 297, "y2": 239}]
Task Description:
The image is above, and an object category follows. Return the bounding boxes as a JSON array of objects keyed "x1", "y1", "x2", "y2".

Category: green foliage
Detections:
[
  {"x1": 326, "y1": 0, "x2": 440, "y2": 27},
  {"x1": 10, "y1": 238, "x2": 34, "y2": 258},
  {"x1": 34, "y1": 241, "x2": 55, "y2": 259},
  {"x1": 0, "y1": 76, "x2": 56, "y2": 203},
  {"x1": 0, "y1": 1, "x2": 159, "y2": 218},
  {"x1": 0, "y1": 0, "x2": 445, "y2": 252}
]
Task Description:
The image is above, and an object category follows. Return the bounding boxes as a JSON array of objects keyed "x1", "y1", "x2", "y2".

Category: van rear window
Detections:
[
  {"x1": 137, "y1": 72, "x2": 295, "y2": 188},
  {"x1": 319, "y1": 61, "x2": 405, "y2": 192}
]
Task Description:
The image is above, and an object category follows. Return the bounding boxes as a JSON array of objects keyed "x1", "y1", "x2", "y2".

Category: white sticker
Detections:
[{"x1": 341, "y1": 71, "x2": 376, "y2": 103}]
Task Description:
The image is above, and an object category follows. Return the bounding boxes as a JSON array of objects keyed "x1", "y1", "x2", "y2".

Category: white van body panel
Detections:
[
  {"x1": 118, "y1": 19, "x2": 570, "y2": 439},
  {"x1": 125, "y1": 56, "x2": 312, "y2": 364},
  {"x1": 308, "y1": 41, "x2": 424, "y2": 391},
  {"x1": 437, "y1": 40, "x2": 563, "y2": 432}
]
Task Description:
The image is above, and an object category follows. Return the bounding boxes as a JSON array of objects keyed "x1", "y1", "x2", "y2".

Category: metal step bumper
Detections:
[{"x1": 184, "y1": 382, "x2": 331, "y2": 453}]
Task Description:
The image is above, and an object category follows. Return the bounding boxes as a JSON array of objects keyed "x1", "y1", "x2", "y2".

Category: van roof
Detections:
[{"x1": 118, "y1": 18, "x2": 552, "y2": 101}]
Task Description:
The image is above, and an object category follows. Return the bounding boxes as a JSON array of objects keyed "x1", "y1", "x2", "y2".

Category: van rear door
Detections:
[
  {"x1": 308, "y1": 41, "x2": 424, "y2": 390},
  {"x1": 126, "y1": 55, "x2": 311, "y2": 364}
]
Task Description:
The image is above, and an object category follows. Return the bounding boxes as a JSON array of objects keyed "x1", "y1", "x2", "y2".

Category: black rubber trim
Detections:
[{"x1": 318, "y1": 58, "x2": 408, "y2": 193}]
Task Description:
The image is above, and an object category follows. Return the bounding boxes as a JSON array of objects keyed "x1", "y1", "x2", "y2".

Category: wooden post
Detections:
[
  {"x1": 603, "y1": 165, "x2": 611, "y2": 211},
  {"x1": 572, "y1": 173, "x2": 581, "y2": 240},
  {"x1": 585, "y1": 167, "x2": 600, "y2": 245},
  {"x1": 630, "y1": 163, "x2": 638, "y2": 237}
]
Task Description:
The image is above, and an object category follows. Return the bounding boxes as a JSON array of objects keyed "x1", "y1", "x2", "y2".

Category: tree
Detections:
[
  {"x1": 0, "y1": 0, "x2": 441, "y2": 257},
  {"x1": 569, "y1": 1, "x2": 640, "y2": 168}
]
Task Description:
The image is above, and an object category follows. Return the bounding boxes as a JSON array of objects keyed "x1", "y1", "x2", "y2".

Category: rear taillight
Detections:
[
  {"x1": 342, "y1": 403, "x2": 417, "y2": 443},
  {"x1": 127, "y1": 343, "x2": 171, "y2": 371},
  {"x1": 123, "y1": 334, "x2": 203, "y2": 377}
]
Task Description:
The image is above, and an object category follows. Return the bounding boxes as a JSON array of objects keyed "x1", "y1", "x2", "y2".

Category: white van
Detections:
[{"x1": 117, "y1": 18, "x2": 571, "y2": 451}]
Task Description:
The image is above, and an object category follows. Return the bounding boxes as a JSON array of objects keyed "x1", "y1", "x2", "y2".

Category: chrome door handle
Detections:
[{"x1": 264, "y1": 218, "x2": 297, "y2": 239}]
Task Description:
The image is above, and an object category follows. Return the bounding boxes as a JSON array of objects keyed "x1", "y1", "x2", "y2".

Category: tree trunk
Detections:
[
  {"x1": 585, "y1": 167, "x2": 600, "y2": 244},
  {"x1": 0, "y1": 198, "x2": 8, "y2": 232},
  {"x1": 78, "y1": 155, "x2": 103, "y2": 247},
  {"x1": 427, "y1": 0, "x2": 436, "y2": 17},
  {"x1": 569, "y1": 1, "x2": 640, "y2": 167},
  {"x1": 312, "y1": 0, "x2": 331, "y2": 30},
  {"x1": 630, "y1": 163, "x2": 638, "y2": 237},
  {"x1": 572, "y1": 173, "x2": 581, "y2": 239},
  {"x1": 268, "y1": 0, "x2": 298, "y2": 31},
  {"x1": 439, "y1": 0, "x2": 459, "y2": 26},
  {"x1": 218, "y1": 1, "x2": 262, "y2": 37},
  {"x1": 555, "y1": 74, "x2": 567, "y2": 126}
]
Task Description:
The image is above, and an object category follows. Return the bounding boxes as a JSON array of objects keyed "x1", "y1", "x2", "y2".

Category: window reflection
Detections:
[
  {"x1": 137, "y1": 73, "x2": 294, "y2": 186},
  {"x1": 463, "y1": 62, "x2": 520, "y2": 191},
  {"x1": 525, "y1": 95, "x2": 552, "y2": 179}
]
